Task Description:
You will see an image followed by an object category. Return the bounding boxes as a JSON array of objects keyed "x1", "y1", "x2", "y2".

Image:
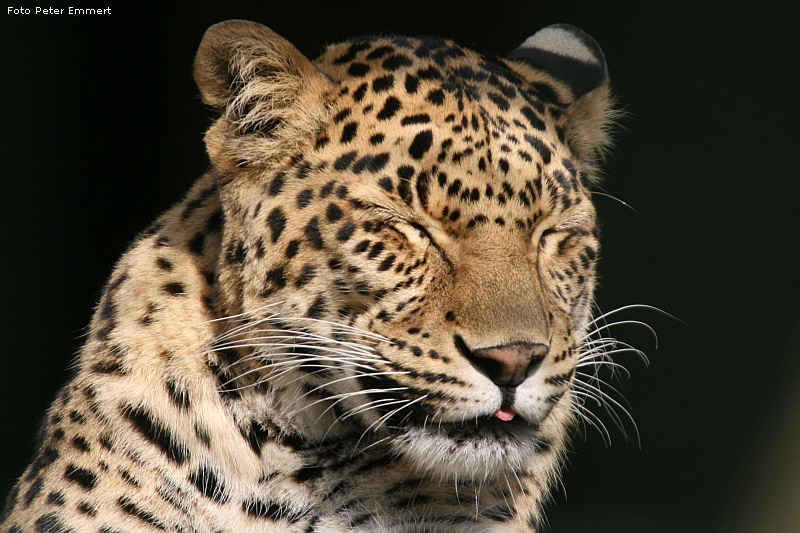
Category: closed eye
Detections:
[
  {"x1": 357, "y1": 200, "x2": 409, "y2": 223},
  {"x1": 409, "y1": 221, "x2": 436, "y2": 244},
  {"x1": 409, "y1": 221, "x2": 453, "y2": 269},
  {"x1": 357, "y1": 200, "x2": 453, "y2": 268}
]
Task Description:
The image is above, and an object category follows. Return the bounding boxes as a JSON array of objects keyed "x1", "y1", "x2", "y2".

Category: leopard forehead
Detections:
[
  {"x1": 309, "y1": 36, "x2": 590, "y2": 233},
  {"x1": 251, "y1": 36, "x2": 593, "y2": 241}
]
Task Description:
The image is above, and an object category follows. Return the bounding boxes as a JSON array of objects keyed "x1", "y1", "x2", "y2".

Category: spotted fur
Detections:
[{"x1": 2, "y1": 20, "x2": 617, "y2": 532}]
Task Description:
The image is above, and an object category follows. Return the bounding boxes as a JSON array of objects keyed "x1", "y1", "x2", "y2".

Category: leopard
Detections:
[{"x1": 1, "y1": 19, "x2": 617, "y2": 532}]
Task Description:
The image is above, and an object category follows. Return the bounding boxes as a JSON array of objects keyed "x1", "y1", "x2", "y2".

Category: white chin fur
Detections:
[{"x1": 390, "y1": 424, "x2": 544, "y2": 481}]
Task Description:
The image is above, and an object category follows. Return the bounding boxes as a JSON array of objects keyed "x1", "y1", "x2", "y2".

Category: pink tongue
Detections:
[{"x1": 493, "y1": 407, "x2": 516, "y2": 422}]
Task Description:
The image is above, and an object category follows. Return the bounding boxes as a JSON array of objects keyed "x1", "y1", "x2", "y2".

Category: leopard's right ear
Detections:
[
  {"x1": 194, "y1": 20, "x2": 336, "y2": 174},
  {"x1": 506, "y1": 24, "x2": 615, "y2": 173}
]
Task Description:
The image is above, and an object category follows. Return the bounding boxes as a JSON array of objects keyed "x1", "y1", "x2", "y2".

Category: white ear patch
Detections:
[
  {"x1": 508, "y1": 23, "x2": 607, "y2": 101},
  {"x1": 519, "y1": 25, "x2": 600, "y2": 65}
]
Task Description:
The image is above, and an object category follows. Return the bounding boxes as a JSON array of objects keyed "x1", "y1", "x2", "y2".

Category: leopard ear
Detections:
[
  {"x1": 507, "y1": 24, "x2": 615, "y2": 169},
  {"x1": 194, "y1": 20, "x2": 335, "y2": 175}
]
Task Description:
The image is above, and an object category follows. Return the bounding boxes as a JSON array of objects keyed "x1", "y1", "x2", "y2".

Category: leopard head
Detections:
[{"x1": 194, "y1": 20, "x2": 613, "y2": 480}]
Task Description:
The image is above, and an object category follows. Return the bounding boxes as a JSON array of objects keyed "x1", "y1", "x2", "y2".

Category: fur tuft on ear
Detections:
[
  {"x1": 506, "y1": 24, "x2": 617, "y2": 171},
  {"x1": 194, "y1": 20, "x2": 336, "y2": 178},
  {"x1": 559, "y1": 82, "x2": 618, "y2": 175}
]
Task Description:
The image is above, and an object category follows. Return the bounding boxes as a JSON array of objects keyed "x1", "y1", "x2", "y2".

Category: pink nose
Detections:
[{"x1": 471, "y1": 343, "x2": 549, "y2": 387}]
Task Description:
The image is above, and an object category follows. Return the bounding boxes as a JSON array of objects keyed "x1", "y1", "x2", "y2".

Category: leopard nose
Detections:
[{"x1": 469, "y1": 342, "x2": 549, "y2": 387}]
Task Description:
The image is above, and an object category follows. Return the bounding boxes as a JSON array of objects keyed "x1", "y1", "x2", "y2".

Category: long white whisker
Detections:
[
  {"x1": 571, "y1": 380, "x2": 639, "y2": 446},
  {"x1": 569, "y1": 398, "x2": 611, "y2": 446},
  {"x1": 217, "y1": 346, "x2": 382, "y2": 370},
  {"x1": 288, "y1": 380, "x2": 410, "y2": 419},
  {"x1": 582, "y1": 319, "x2": 659, "y2": 348},
  {"x1": 575, "y1": 361, "x2": 631, "y2": 378},
  {"x1": 582, "y1": 304, "x2": 678, "y2": 332},
  {"x1": 354, "y1": 394, "x2": 429, "y2": 453},
  {"x1": 212, "y1": 332, "x2": 382, "y2": 359}
]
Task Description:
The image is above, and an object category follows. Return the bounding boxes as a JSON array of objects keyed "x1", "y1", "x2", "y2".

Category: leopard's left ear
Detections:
[{"x1": 507, "y1": 24, "x2": 615, "y2": 169}]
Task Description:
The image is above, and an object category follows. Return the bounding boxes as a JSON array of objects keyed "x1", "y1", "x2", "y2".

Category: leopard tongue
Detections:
[{"x1": 493, "y1": 407, "x2": 516, "y2": 422}]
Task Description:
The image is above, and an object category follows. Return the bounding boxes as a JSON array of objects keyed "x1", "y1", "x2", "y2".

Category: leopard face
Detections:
[{"x1": 197, "y1": 21, "x2": 612, "y2": 481}]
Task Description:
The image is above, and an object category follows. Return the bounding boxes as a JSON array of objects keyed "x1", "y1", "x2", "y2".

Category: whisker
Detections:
[
  {"x1": 575, "y1": 360, "x2": 631, "y2": 378},
  {"x1": 354, "y1": 395, "x2": 429, "y2": 453},
  {"x1": 569, "y1": 393, "x2": 612, "y2": 446},
  {"x1": 571, "y1": 379, "x2": 639, "y2": 446},
  {"x1": 288, "y1": 381, "x2": 410, "y2": 419},
  {"x1": 590, "y1": 190, "x2": 637, "y2": 212},
  {"x1": 582, "y1": 304, "x2": 678, "y2": 336},
  {"x1": 204, "y1": 301, "x2": 283, "y2": 325},
  {"x1": 212, "y1": 331, "x2": 382, "y2": 358}
]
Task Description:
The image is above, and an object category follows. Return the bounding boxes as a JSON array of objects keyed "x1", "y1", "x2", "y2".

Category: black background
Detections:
[{"x1": 2, "y1": 2, "x2": 799, "y2": 531}]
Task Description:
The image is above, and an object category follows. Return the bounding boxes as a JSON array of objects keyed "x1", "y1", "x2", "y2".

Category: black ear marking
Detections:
[{"x1": 508, "y1": 24, "x2": 607, "y2": 101}]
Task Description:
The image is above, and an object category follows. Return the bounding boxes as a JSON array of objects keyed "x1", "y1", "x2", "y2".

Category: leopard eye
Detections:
[{"x1": 539, "y1": 228, "x2": 585, "y2": 259}]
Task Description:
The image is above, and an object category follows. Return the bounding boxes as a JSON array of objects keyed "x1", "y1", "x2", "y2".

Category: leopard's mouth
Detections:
[
  {"x1": 395, "y1": 408, "x2": 540, "y2": 444},
  {"x1": 436, "y1": 412, "x2": 538, "y2": 438}
]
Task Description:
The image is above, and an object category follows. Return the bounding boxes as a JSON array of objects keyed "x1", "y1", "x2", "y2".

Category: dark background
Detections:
[{"x1": 2, "y1": 2, "x2": 799, "y2": 531}]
